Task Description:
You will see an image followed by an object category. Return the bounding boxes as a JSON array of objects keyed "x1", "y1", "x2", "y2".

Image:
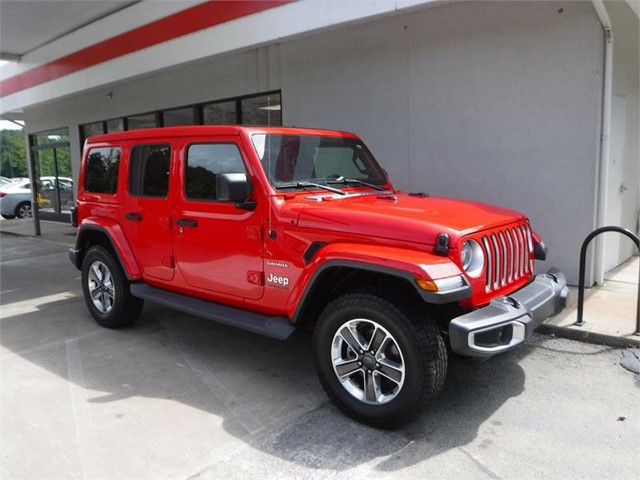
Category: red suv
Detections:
[{"x1": 70, "y1": 126, "x2": 568, "y2": 427}]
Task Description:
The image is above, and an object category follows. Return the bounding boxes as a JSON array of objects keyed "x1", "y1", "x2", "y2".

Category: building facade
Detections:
[{"x1": 0, "y1": 0, "x2": 638, "y2": 285}]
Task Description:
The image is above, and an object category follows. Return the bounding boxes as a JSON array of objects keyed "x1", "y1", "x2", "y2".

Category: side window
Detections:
[
  {"x1": 129, "y1": 144, "x2": 171, "y2": 198},
  {"x1": 185, "y1": 143, "x2": 247, "y2": 201},
  {"x1": 84, "y1": 147, "x2": 121, "y2": 194}
]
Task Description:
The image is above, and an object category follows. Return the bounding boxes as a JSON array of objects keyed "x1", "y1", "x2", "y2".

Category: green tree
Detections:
[{"x1": 0, "y1": 129, "x2": 28, "y2": 178}]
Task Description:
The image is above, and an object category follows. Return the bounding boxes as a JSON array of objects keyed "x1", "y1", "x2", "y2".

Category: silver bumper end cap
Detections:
[{"x1": 449, "y1": 268, "x2": 569, "y2": 357}]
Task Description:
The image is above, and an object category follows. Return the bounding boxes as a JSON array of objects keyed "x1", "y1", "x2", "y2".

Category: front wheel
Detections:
[
  {"x1": 81, "y1": 245, "x2": 143, "y2": 328},
  {"x1": 313, "y1": 293, "x2": 447, "y2": 428}
]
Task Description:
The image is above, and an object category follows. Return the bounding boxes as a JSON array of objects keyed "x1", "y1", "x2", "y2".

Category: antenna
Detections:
[{"x1": 267, "y1": 96, "x2": 275, "y2": 240}]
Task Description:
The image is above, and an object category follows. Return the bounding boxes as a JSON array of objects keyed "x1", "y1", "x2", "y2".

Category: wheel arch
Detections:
[
  {"x1": 291, "y1": 261, "x2": 427, "y2": 328},
  {"x1": 72, "y1": 219, "x2": 141, "y2": 280},
  {"x1": 288, "y1": 243, "x2": 471, "y2": 328}
]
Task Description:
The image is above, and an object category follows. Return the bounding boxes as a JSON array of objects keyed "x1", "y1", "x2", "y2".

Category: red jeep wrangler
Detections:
[{"x1": 70, "y1": 126, "x2": 568, "y2": 427}]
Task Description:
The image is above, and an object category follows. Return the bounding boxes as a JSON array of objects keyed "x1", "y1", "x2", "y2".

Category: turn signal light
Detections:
[
  {"x1": 417, "y1": 275, "x2": 466, "y2": 292},
  {"x1": 416, "y1": 279, "x2": 438, "y2": 292}
]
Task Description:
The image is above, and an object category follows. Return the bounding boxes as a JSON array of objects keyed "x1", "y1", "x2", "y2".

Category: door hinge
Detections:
[
  {"x1": 246, "y1": 225, "x2": 263, "y2": 240},
  {"x1": 247, "y1": 270, "x2": 264, "y2": 286}
]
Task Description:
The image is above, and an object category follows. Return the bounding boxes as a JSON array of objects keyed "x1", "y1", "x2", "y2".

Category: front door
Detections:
[
  {"x1": 120, "y1": 143, "x2": 174, "y2": 281},
  {"x1": 173, "y1": 137, "x2": 264, "y2": 300},
  {"x1": 603, "y1": 94, "x2": 629, "y2": 274}
]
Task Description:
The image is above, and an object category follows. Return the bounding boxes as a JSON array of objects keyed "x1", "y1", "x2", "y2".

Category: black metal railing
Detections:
[{"x1": 577, "y1": 226, "x2": 640, "y2": 336}]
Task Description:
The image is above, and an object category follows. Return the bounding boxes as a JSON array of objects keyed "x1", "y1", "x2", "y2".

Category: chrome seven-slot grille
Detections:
[{"x1": 480, "y1": 223, "x2": 533, "y2": 293}]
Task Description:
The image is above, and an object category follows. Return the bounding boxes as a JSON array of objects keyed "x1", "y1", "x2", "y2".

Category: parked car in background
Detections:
[{"x1": 0, "y1": 176, "x2": 73, "y2": 219}]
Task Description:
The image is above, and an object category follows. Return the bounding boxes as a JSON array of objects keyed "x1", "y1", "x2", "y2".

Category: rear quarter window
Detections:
[{"x1": 84, "y1": 147, "x2": 121, "y2": 194}]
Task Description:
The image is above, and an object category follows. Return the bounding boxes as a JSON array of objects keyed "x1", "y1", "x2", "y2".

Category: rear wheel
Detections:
[
  {"x1": 313, "y1": 293, "x2": 447, "y2": 428},
  {"x1": 81, "y1": 245, "x2": 143, "y2": 328},
  {"x1": 14, "y1": 202, "x2": 32, "y2": 218}
]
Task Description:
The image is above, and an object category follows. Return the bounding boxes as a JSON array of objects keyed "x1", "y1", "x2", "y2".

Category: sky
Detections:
[{"x1": 0, "y1": 120, "x2": 24, "y2": 131}]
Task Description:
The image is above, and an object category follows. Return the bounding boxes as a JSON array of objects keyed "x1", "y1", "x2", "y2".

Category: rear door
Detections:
[
  {"x1": 173, "y1": 136, "x2": 264, "y2": 299},
  {"x1": 120, "y1": 142, "x2": 175, "y2": 281}
]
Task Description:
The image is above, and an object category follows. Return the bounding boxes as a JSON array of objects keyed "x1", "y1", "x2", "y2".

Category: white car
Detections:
[
  {"x1": 0, "y1": 177, "x2": 13, "y2": 187},
  {"x1": 0, "y1": 177, "x2": 74, "y2": 219}
]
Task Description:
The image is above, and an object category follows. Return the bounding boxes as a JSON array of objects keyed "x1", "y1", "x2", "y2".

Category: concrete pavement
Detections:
[
  {"x1": 1, "y1": 219, "x2": 639, "y2": 479},
  {"x1": 0, "y1": 231, "x2": 640, "y2": 480},
  {"x1": 540, "y1": 257, "x2": 640, "y2": 347}
]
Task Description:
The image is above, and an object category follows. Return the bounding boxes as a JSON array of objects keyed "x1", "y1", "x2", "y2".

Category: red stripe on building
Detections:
[{"x1": 0, "y1": 0, "x2": 293, "y2": 98}]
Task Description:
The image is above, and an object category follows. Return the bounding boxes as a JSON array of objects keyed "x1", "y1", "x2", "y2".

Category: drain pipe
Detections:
[{"x1": 592, "y1": 0, "x2": 613, "y2": 286}]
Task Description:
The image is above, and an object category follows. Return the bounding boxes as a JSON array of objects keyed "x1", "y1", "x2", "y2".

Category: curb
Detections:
[
  {"x1": 0, "y1": 229, "x2": 34, "y2": 239},
  {"x1": 0, "y1": 228, "x2": 75, "y2": 248},
  {"x1": 537, "y1": 323, "x2": 640, "y2": 349}
]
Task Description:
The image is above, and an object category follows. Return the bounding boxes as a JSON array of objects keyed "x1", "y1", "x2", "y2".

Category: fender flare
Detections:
[
  {"x1": 72, "y1": 218, "x2": 142, "y2": 280},
  {"x1": 288, "y1": 243, "x2": 470, "y2": 321}
]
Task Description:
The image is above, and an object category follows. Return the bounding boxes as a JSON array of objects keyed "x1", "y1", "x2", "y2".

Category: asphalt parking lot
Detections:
[{"x1": 1, "y1": 232, "x2": 639, "y2": 480}]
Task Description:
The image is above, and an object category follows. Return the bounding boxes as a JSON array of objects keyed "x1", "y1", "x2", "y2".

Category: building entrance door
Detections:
[{"x1": 30, "y1": 129, "x2": 73, "y2": 222}]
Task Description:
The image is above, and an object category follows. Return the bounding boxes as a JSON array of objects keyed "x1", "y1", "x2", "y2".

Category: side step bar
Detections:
[{"x1": 130, "y1": 283, "x2": 296, "y2": 340}]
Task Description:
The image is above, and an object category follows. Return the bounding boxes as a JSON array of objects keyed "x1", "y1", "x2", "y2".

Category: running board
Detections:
[{"x1": 130, "y1": 283, "x2": 296, "y2": 340}]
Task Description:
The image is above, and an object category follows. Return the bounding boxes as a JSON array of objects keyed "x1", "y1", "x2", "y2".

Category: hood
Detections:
[{"x1": 293, "y1": 192, "x2": 526, "y2": 246}]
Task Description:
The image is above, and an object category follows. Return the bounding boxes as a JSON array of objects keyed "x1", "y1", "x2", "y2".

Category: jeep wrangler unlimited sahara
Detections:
[{"x1": 70, "y1": 126, "x2": 568, "y2": 428}]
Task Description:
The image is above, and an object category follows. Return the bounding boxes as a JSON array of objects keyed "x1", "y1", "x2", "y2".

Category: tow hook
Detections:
[
  {"x1": 503, "y1": 296, "x2": 521, "y2": 309},
  {"x1": 546, "y1": 272, "x2": 559, "y2": 283}
]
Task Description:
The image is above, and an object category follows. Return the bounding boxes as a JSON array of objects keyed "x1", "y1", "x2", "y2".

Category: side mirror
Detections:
[{"x1": 216, "y1": 173, "x2": 256, "y2": 210}]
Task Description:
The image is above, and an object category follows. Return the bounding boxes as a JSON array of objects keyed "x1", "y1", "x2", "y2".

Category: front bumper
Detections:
[{"x1": 449, "y1": 268, "x2": 569, "y2": 357}]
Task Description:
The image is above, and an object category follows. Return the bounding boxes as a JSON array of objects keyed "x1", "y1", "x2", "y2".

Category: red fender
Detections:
[
  {"x1": 286, "y1": 243, "x2": 463, "y2": 318},
  {"x1": 78, "y1": 217, "x2": 142, "y2": 279}
]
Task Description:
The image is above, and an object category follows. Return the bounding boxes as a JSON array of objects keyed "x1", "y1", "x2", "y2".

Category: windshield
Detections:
[{"x1": 251, "y1": 134, "x2": 388, "y2": 190}]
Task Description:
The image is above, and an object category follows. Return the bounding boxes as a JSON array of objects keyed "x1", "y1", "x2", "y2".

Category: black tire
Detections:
[
  {"x1": 313, "y1": 293, "x2": 447, "y2": 428},
  {"x1": 14, "y1": 202, "x2": 32, "y2": 218},
  {"x1": 1, "y1": 214, "x2": 16, "y2": 219},
  {"x1": 81, "y1": 245, "x2": 144, "y2": 328}
]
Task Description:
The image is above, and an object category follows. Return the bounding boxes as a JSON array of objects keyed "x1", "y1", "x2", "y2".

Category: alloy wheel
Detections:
[
  {"x1": 87, "y1": 260, "x2": 115, "y2": 313},
  {"x1": 331, "y1": 318, "x2": 405, "y2": 405},
  {"x1": 17, "y1": 204, "x2": 32, "y2": 218}
]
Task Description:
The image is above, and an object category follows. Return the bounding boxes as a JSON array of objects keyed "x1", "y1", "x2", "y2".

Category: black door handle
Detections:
[
  {"x1": 176, "y1": 218, "x2": 198, "y2": 228},
  {"x1": 125, "y1": 213, "x2": 143, "y2": 221}
]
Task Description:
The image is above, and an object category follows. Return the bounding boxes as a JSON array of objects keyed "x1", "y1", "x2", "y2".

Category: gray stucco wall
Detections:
[
  {"x1": 23, "y1": 1, "x2": 608, "y2": 284},
  {"x1": 283, "y1": 1, "x2": 604, "y2": 283}
]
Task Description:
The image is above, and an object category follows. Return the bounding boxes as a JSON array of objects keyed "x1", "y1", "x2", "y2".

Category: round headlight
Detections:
[{"x1": 460, "y1": 239, "x2": 484, "y2": 277}]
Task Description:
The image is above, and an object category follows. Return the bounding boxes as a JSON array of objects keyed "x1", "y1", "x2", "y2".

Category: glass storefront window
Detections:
[
  {"x1": 81, "y1": 122, "x2": 105, "y2": 140},
  {"x1": 241, "y1": 93, "x2": 281, "y2": 126},
  {"x1": 203, "y1": 101, "x2": 237, "y2": 125},
  {"x1": 75, "y1": 91, "x2": 279, "y2": 145},
  {"x1": 33, "y1": 128, "x2": 70, "y2": 146},
  {"x1": 163, "y1": 107, "x2": 195, "y2": 126},
  {"x1": 30, "y1": 127, "x2": 74, "y2": 218},
  {"x1": 127, "y1": 114, "x2": 157, "y2": 130},
  {"x1": 106, "y1": 118, "x2": 124, "y2": 133}
]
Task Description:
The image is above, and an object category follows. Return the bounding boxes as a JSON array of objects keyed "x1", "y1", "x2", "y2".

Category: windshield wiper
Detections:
[
  {"x1": 327, "y1": 177, "x2": 386, "y2": 191},
  {"x1": 275, "y1": 182, "x2": 347, "y2": 195}
]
